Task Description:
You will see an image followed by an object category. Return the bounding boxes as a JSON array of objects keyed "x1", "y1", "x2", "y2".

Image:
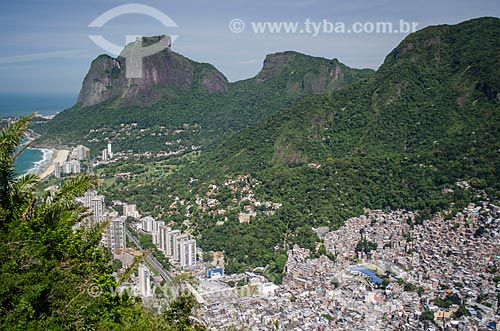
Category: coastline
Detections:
[
  {"x1": 38, "y1": 149, "x2": 70, "y2": 180},
  {"x1": 28, "y1": 148, "x2": 53, "y2": 174}
]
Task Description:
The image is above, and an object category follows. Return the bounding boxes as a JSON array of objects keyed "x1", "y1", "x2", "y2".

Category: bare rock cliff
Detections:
[{"x1": 77, "y1": 36, "x2": 228, "y2": 107}]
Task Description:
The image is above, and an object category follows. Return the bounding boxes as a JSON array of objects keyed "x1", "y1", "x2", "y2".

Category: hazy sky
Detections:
[{"x1": 0, "y1": 0, "x2": 499, "y2": 95}]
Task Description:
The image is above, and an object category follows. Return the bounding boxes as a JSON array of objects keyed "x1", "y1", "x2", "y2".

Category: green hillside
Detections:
[
  {"x1": 33, "y1": 17, "x2": 500, "y2": 279},
  {"x1": 167, "y1": 17, "x2": 500, "y2": 275},
  {"x1": 34, "y1": 50, "x2": 372, "y2": 154}
]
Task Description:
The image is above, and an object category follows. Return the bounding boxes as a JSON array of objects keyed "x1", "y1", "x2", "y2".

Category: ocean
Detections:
[
  {"x1": 0, "y1": 93, "x2": 75, "y2": 117},
  {"x1": 0, "y1": 93, "x2": 76, "y2": 175},
  {"x1": 14, "y1": 147, "x2": 54, "y2": 176}
]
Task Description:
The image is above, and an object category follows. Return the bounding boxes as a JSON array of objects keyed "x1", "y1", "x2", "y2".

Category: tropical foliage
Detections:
[{"x1": 0, "y1": 116, "x2": 204, "y2": 330}]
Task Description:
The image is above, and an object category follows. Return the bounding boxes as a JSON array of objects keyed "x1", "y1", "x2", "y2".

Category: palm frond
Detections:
[
  {"x1": 54, "y1": 175, "x2": 98, "y2": 205},
  {"x1": 11, "y1": 173, "x2": 39, "y2": 197},
  {"x1": 38, "y1": 175, "x2": 97, "y2": 229},
  {"x1": 0, "y1": 114, "x2": 34, "y2": 163},
  {"x1": 0, "y1": 114, "x2": 35, "y2": 223}
]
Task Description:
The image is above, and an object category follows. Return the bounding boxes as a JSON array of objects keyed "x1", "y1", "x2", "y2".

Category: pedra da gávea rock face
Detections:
[{"x1": 77, "y1": 35, "x2": 228, "y2": 107}]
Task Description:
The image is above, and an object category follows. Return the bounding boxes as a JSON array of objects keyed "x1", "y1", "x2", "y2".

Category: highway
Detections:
[
  {"x1": 125, "y1": 228, "x2": 177, "y2": 287},
  {"x1": 126, "y1": 228, "x2": 206, "y2": 305}
]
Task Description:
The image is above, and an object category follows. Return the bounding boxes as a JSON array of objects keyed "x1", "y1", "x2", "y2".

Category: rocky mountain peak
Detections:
[{"x1": 77, "y1": 35, "x2": 228, "y2": 107}]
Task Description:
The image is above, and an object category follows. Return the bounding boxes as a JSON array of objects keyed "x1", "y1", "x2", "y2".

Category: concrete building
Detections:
[
  {"x1": 54, "y1": 161, "x2": 61, "y2": 178},
  {"x1": 152, "y1": 231, "x2": 159, "y2": 245},
  {"x1": 141, "y1": 216, "x2": 155, "y2": 232},
  {"x1": 63, "y1": 161, "x2": 72, "y2": 174},
  {"x1": 158, "y1": 224, "x2": 171, "y2": 252},
  {"x1": 104, "y1": 216, "x2": 126, "y2": 251},
  {"x1": 75, "y1": 145, "x2": 90, "y2": 161},
  {"x1": 90, "y1": 195, "x2": 105, "y2": 226},
  {"x1": 62, "y1": 160, "x2": 81, "y2": 175},
  {"x1": 107, "y1": 143, "x2": 113, "y2": 159},
  {"x1": 173, "y1": 235, "x2": 189, "y2": 263},
  {"x1": 102, "y1": 149, "x2": 108, "y2": 162},
  {"x1": 138, "y1": 264, "x2": 152, "y2": 297},
  {"x1": 123, "y1": 204, "x2": 140, "y2": 219},
  {"x1": 75, "y1": 145, "x2": 90, "y2": 160},
  {"x1": 82, "y1": 191, "x2": 105, "y2": 227},
  {"x1": 180, "y1": 239, "x2": 197, "y2": 269},
  {"x1": 84, "y1": 190, "x2": 97, "y2": 208},
  {"x1": 72, "y1": 160, "x2": 81, "y2": 174},
  {"x1": 166, "y1": 230, "x2": 181, "y2": 258}
]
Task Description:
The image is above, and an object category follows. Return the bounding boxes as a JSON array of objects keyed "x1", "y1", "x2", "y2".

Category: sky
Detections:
[{"x1": 0, "y1": 0, "x2": 499, "y2": 96}]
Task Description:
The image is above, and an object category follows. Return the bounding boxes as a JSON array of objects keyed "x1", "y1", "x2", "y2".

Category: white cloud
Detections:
[{"x1": 0, "y1": 49, "x2": 93, "y2": 64}]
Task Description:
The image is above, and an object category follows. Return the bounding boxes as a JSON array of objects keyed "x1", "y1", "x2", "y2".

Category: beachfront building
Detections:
[
  {"x1": 63, "y1": 161, "x2": 72, "y2": 174},
  {"x1": 75, "y1": 145, "x2": 90, "y2": 160},
  {"x1": 72, "y1": 160, "x2": 81, "y2": 174},
  {"x1": 54, "y1": 161, "x2": 61, "y2": 178},
  {"x1": 62, "y1": 160, "x2": 81, "y2": 175}
]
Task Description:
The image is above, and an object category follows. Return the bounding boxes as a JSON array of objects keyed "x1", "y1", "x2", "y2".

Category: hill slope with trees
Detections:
[
  {"x1": 169, "y1": 17, "x2": 500, "y2": 275},
  {"x1": 34, "y1": 49, "x2": 373, "y2": 154}
]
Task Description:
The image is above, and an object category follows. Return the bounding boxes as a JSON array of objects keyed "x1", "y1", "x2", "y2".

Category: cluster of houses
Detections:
[{"x1": 196, "y1": 203, "x2": 500, "y2": 330}]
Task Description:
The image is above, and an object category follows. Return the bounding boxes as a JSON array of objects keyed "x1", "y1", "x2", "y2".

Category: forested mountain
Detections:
[
  {"x1": 32, "y1": 17, "x2": 500, "y2": 278},
  {"x1": 198, "y1": 16, "x2": 500, "y2": 207},
  {"x1": 34, "y1": 44, "x2": 372, "y2": 152},
  {"x1": 167, "y1": 17, "x2": 500, "y2": 274}
]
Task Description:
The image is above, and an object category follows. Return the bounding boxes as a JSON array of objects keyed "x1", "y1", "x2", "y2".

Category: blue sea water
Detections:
[
  {"x1": 1, "y1": 93, "x2": 76, "y2": 175},
  {"x1": 0, "y1": 93, "x2": 75, "y2": 118},
  {"x1": 13, "y1": 148, "x2": 46, "y2": 176}
]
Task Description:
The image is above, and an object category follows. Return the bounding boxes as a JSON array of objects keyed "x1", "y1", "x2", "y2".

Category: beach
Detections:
[{"x1": 38, "y1": 149, "x2": 70, "y2": 180}]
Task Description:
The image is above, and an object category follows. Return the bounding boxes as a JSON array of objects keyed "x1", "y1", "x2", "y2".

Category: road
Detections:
[{"x1": 125, "y1": 228, "x2": 177, "y2": 287}]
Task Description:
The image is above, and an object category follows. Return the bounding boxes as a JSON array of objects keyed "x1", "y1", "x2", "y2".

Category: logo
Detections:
[
  {"x1": 87, "y1": 283, "x2": 103, "y2": 298},
  {"x1": 88, "y1": 3, "x2": 178, "y2": 78}
]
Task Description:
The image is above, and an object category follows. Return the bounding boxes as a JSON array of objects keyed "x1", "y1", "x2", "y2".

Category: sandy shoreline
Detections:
[{"x1": 38, "y1": 149, "x2": 70, "y2": 180}]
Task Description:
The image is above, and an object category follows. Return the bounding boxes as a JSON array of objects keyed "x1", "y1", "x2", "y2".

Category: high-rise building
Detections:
[
  {"x1": 102, "y1": 149, "x2": 108, "y2": 162},
  {"x1": 90, "y1": 195, "x2": 105, "y2": 226},
  {"x1": 104, "y1": 216, "x2": 126, "y2": 251},
  {"x1": 63, "y1": 161, "x2": 72, "y2": 174},
  {"x1": 84, "y1": 190, "x2": 98, "y2": 208},
  {"x1": 152, "y1": 231, "x2": 159, "y2": 245},
  {"x1": 122, "y1": 204, "x2": 139, "y2": 218},
  {"x1": 138, "y1": 264, "x2": 152, "y2": 297},
  {"x1": 76, "y1": 145, "x2": 90, "y2": 160},
  {"x1": 54, "y1": 161, "x2": 61, "y2": 178},
  {"x1": 72, "y1": 160, "x2": 81, "y2": 174},
  {"x1": 82, "y1": 191, "x2": 105, "y2": 227},
  {"x1": 107, "y1": 143, "x2": 113, "y2": 159},
  {"x1": 158, "y1": 224, "x2": 171, "y2": 252},
  {"x1": 180, "y1": 239, "x2": 197, "y2": 269},
  {"x1": 166, "y1": 230, "x2": 181, "y2": 257},
  {"x1": 173, "y1": 235, "x2": 188, "y2": 262},
  {"x1": 152, "y1": 220, "x2": 160, "y2": 234},
  {"x1": 61, "y1": 160, "x2": 81, "y2": 175},
  {"x1": 141, "y1": 216, "x2": 155, "y2": 232}
]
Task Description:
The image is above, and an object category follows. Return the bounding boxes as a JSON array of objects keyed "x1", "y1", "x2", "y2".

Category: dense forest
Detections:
[{"x1": 164, "y1": 17, "x2": 500, "y2": 276}]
